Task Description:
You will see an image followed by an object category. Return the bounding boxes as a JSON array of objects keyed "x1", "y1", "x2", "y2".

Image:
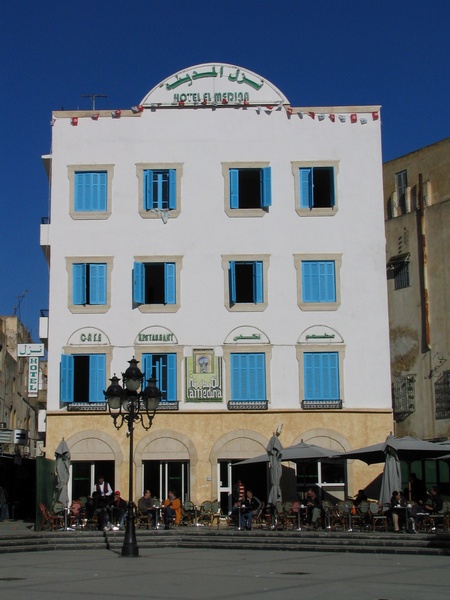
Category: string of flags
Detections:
[{"x1": 56, "y1": 103, "x2": 379, "y2": 126}]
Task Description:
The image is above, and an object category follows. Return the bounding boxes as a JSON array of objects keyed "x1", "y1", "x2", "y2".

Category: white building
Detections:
[{"x1": 40, "y1": 63, "x2": 392, "y2": 507}]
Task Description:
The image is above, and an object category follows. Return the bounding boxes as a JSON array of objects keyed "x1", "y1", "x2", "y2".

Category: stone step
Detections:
[{"x1": 1, "y1": 528, "x2": 449, "y2": 556}]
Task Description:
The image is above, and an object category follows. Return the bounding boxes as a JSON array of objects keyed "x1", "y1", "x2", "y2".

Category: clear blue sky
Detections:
[{"x1": 1, "y1": 0, "x2": 448, "y2": 340}]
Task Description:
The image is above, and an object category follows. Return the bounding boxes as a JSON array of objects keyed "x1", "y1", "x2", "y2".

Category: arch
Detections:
[
  {"x1": 134, "y1": 429, "x2": 198, "y2": 501},
  {"x1": 290, "y1": 428, "x2": 353, "y2": 496},
  {"x1": 65, "y1": 429, "x2": 124, "y2": 490},
  {"x1": 210, "y1": 429, "x2": 269, "y2": 498}
]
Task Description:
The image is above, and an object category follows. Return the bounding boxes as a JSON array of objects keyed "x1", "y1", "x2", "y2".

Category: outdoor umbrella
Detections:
[
  {"x1": 266, "y1": 434, "x2": 283, "y2": 505},
  {"x1": 341, "y1": 435, "x2": 450, "y2": 501},
  {"x1": 379, "y1": 446, "x2": 402, "y2": 507},
  {"x1": 235, "y1": 441, "x2": 343, "y2": 466},
  {"x1": 55, "y1": 438, "x2": 71, "y2": 529}
]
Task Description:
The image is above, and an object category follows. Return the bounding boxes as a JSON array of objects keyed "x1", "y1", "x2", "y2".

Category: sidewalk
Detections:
[{"x1": 0, "y1": 545, "x2": 449, "y2": 600}]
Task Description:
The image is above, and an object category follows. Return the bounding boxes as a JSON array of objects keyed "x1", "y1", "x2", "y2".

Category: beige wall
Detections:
[{"x1": 45, "y1": 409, "x2": 392, "y2": 503}]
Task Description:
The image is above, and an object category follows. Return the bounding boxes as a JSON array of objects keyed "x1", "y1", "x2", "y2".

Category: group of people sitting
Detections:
[
  {"x1": 389, "y1": 484, "x2": 444, "y2": 532},
  {"x1": 87, "y1": 476, "x2": 182, "y2": 531}
]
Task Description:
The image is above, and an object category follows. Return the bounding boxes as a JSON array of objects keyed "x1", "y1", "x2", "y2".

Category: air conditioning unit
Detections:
[{"x1": 0, "y1": 429, "x2": 13, "y2": 444}]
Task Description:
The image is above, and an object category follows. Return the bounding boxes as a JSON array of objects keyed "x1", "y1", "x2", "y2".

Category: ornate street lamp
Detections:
[{"x1": 104, "y1": 358, "x2": 162, "y2": 557}]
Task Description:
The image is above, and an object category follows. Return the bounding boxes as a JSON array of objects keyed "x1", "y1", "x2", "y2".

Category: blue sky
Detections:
[{"x1": 1, "y1": 0, "x2": 448, "y2": 341}]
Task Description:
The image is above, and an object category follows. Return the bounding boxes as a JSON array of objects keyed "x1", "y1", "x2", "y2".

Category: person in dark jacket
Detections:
[{"x1": 241, "y1": 489, "x2": 262, "y2": 530}]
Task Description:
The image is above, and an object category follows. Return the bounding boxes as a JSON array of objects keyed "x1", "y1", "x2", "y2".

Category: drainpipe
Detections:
[{"x1": 418, "y1": 173, "x2": 431, "y2": 350}]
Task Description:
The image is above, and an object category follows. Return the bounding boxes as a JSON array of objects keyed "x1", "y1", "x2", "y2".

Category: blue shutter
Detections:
[
  {"x1": 166, "y1": 354, "x2": 177, "y2": 401},
  {"x1": 248, "y1": 353, "x2": 265, "y2": 401},
  {"x1": 168, "y1": 169, "x2": 177, "y2": 210},
  {"x1": 231, "y1": 354, "x2": 243, "y2": 400},
  {"x1": 230, "y1": 169, "x2": 239, "y2": 208},
  {"x1": 231, "y1": 353, "x2": 265, "y2": 401},
  {"x1": 304, "y1": 353, "x2": 322, "y2": 400},
  {"x1": 89, "y1": 354, "x2": 106, "y2": 402},
  {"x1": 323, "y1": 352, "x2": 339, "y2": 400},
  {"x1": 322, "y1": 261, "x2": 336, "y2": 302},
  {"x1": 74, "y1": 173, "x2": 87, "y2": 211},
  {"x1": 60, "y1": 355, "x2": 74, "y2": 403},
  {"x1": 302, "y1": 261, "x2": 335, "y2": 303},
  {"x1": 304, "y1": 352, "x2": 339, "y2": 401},
  {"x1": 144, "y1": 170, "x2": 153, "y2": 210},
  {"x1": 142, "y1": 354, "x2": 154, "y2": 384},
  {"x1": 73, "y1": 264, "x2": 87, "y2": 305},
  {"x1": 91, "y1": 172, "x2": 107, "y2": 211},
  {"x1": 302, "y1": 262, "x2": 316, "y2": 302},
  {"x1": 89, "y1": 263, "x2": 107, "y2": 305},
  {"x1": 75, "y1": 172, "x2": 106, "y2": 211},
  {"x1": 229, "y1": 261, "x2": 236, "y2": 304},
  {"x1": 164, "y1": 263, "x2": 176, "y2": 304},
  {"x1": 253, "y1": 261, "x2": 264, "y2": 303},
  {"x1": 260, "y1": 167, "x2": 272, "y2": 207},
  {"x1": 133, "y1": 262, "x2": 145, "y2": 304},
  {"x1": 300, "y1": 168, "x2": 312, "y2": 209}
]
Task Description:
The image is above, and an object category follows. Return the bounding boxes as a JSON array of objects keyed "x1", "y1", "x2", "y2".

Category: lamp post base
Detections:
[{"x1": 121, "y1": 514, "x2": 139, "y2": 557}]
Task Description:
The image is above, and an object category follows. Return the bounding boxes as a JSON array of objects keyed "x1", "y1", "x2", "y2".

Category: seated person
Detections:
[
  {"x1": 92, "y1": 491, "x2": 113, "y2": 531},
  {"x1": 138, "y1": 489, "x2": 159, "y2": 527},
  {"x1": 111, "y1": 491, "x2": 127, "y2": 529},
  {"x1": 163, "y1": 490, "x2": 181, "y2": 529},
  {"x1": 390, "y1": 490, "x2": 406, "y2": 532},
  {"x1": 423, "y1": 486, "x2": 444, "y2": 514},
  {"x1": 229, "y1": 499, "x2": 243, "y2": 527},
  {"x1": 241, "y1": 489, "x2": 262, "y2": 531},
  {"x1": 353, "y1": 489, "x2": 368, "y2": 507},
  {"x1": 305, "y1": 488, "x2": 322, "y2": 530}
]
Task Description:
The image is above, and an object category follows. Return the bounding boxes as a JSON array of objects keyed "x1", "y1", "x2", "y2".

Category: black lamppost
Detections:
[{"x1": 104, "y1": 358, "x2": 162, "y2": 557}]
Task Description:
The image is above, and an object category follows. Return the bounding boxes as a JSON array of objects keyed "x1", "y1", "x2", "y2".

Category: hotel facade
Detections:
[{"x1": 40, "y1": 63, "x2": 392, "y2": 508}]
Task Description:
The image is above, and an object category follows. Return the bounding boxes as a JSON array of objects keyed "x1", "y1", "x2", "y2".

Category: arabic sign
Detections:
[
  {"x1": 18, "y1": 344, "x2": 45, "y2": 357},
  {"x1": 224, "y1": 326, "x2": 270, "y2": 345},
  {"x1": 141, "y1": 63, "x2": 289, "y2": 107}
]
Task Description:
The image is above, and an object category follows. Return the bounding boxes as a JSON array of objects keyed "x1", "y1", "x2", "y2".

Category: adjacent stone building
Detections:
[{"x1": 384, "y1": 137, "x2": 450, "y2": 440}]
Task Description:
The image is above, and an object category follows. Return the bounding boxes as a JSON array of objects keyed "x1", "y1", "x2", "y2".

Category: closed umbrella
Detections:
[
  {"x1": 379, "y1": 446, "x2": 402, "y2": 507},
  {"x1": 55, "y1": 439, "x2": 72, "y2": 530},
  {"x1": 266, "y1": 434, "x2": 283, "y2": 505}
]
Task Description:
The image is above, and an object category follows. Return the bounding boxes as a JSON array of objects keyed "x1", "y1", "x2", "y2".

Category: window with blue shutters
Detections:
[
  {"x1": 142, "y1": 353, "x2": 177, "y2": 405},
  {"x1": 302, "y1": 261, "x2": 336, "y2": 303},
  {"x1": 229, "y1": 261, "x2": 263, "y2": 305},
  {"x1": 72, "y1": 263, "x2": 107, "y2": 305},
  {"x1": 74, "y1": 171, "x2": 107, "y2": 212},
  {"x1": 299, "y1": 167, "x2": 335, "y2": 209},
  {"x1": 60, "y1": 354, "x2": 106, "y2": 404},
  {"x1": 303, "y1": 352, "x2": 340, "y2": 406},
  {"x1": 143, "y1": 169, "x2": 177, "y2": 211},
  {"x1": 230, "y1": 353, "x2": 266, "y2": 402},
  {"x1": 133, "y1": 262, "x2": 176, "y2": 305},
  {"x1": 229, "y1": 167, "x2": 272, "y2": 209}
]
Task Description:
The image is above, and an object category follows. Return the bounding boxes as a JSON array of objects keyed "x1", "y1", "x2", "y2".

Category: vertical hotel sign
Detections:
[{"x1": 18, "y1": 344, "x2": 45, "y2": 398}]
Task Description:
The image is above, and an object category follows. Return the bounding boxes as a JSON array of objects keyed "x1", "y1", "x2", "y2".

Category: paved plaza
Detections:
[{"x1": 0, "y1": 545, "x2": 449, "y2": 600}]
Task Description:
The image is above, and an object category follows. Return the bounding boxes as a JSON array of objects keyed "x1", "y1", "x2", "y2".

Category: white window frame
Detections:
[
  {"x1": 68, "y1": 164, "x2": 114, "y2": 220},
  {"x1": 136, "y1": 163, "x2": 183, "y2": 219},
  {"x1": 294, "y1": 254, "x2": 342, "y2": 311},
  {"x1": 66, "y1": 256, "x2": 113, "y2": 314}
]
